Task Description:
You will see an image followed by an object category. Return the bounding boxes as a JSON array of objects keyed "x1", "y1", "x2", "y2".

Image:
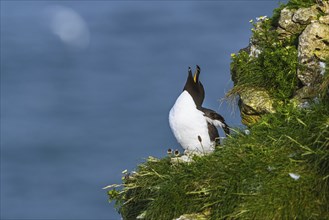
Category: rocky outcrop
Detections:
[
  {"x1": 293, "y1": 5, "x2": 318, "y2": 25},
  {"x1": 298, "y1": 21, "x2": 329, "y2": 86},
  {"x1": 277, "y1": 8, "x2": 305, "y2": 36},
  {"x1": 239, "y1": 88, "x2": 275, "y2": 126},
  {"x1": 279, "y1": 3, "x2": 329, "y2": 106},
  {"x1": 232, "y1": 2, "x2": 329, "y2": 126}
]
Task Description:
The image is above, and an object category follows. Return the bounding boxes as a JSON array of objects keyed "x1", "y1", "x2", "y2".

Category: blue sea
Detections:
[{"x1": 1, "y1": 1, "x2": 282, "y2": 219}]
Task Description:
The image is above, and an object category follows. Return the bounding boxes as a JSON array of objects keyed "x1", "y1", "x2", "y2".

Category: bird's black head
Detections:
[{"x1": 183, "y1": 65, "x2": 205, "y2": 107}]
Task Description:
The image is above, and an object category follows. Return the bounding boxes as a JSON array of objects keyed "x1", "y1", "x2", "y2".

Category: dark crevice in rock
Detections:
[{"x1": 323, "y1": 39, "x2": 329, "y2": 46}]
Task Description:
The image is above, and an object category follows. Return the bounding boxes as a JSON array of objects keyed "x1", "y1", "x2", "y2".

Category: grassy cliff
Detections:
[
  {"x1": 106, "y1": 1, "x2": 329, "y2": 219},
  {"x1": 107, "y1": 102, "x2": 329, "y2": 219}
]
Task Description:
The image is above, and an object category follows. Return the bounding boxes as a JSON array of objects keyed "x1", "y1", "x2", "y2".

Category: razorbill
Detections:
[{"x1": 169, "y1": 65, "x2": 229, "y2": 154}]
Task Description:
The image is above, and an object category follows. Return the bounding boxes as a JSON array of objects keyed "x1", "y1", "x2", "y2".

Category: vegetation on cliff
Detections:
[
  {"x1": 106, "y1": 1, "x2": 329, "y2": 219},
  {"x1": 230, "y1": 16, "x2": 299, "y2": 101},
  {"x1": 107, "y1": 100, "x2": 328, "y2": 219},
  {"x1": 229, "y1": 0, "x2": 328, "y2": 127}
]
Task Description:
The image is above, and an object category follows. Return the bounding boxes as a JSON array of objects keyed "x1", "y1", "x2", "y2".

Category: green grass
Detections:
[{"x1": 107, "y1": 101, "x2": 329, "y2": 219}]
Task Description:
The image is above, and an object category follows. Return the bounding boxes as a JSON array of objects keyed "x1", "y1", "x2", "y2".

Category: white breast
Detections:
[{"x1": 169, "y1": 91, "x2": 215, "y2": 154}]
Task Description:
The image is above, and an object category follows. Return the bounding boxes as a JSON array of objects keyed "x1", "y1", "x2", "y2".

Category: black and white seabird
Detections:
[{"x1": 169, "y1": 65, "x2": 229, "y2": 154}]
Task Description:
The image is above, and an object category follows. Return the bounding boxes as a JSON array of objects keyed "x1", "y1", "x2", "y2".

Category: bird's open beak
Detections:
[{"x1": 193, "y1": 65, "x2": 201, "y2": 83}]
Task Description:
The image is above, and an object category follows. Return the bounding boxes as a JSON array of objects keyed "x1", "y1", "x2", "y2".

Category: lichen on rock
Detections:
[
  {"x1": 238, "y1": 88, "x2": 275, "y2": 126},
  {"x1": 319, "y1": 14, "x2": 329, "y2": 24},
  {"x1": 298, "y1": 21, "x2": 329, "y2": 87},
  {"x1": 292, "y1": 5, "x2": 319, "y2": 25},
  {"x1": 277, "y1": 8, "x2": 305, "y2": 36}
]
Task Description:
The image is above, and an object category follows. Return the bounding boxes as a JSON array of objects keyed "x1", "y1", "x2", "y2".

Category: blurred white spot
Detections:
[
  {"x1": 267, "y1": 166, "x2": 275, "y2": 171},
  {"x1": 46, "y1": 6, "x2": 90, "y2": 49},
  {"x1": 244, "y1": 129, "x2": 250, "y2": 135},
  {"x1": 289, "y1": 173, "x2": 300, "y2": 180},
  {"x1": 256, "y1": 15, "x2": 268, "y2": 22},
  {"x1": 171, "y1": 155, "x2": 193, "y2": 163},
  {"x1": 319, "y1": 61, "x2": 326, "y2": 75},
  {"x1": 137, "y1": 211, "x2": 146, "y2": 219},
  {"x1": 249, "y1": 44, "x2": 261, "y2": 57}
]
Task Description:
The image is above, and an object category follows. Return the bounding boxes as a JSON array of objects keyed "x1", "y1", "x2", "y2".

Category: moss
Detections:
[{"x1": 107, "y1": 102, "x2": 329, "y2": 219}]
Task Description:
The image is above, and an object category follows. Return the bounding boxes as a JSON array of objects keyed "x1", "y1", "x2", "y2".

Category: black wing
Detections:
[
  {"x1": 207, "y1": 122, "x2": 220, "y2": 144},
  {"x1": 198, "y1": 107, "x2": 230, "y2": 136}
]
